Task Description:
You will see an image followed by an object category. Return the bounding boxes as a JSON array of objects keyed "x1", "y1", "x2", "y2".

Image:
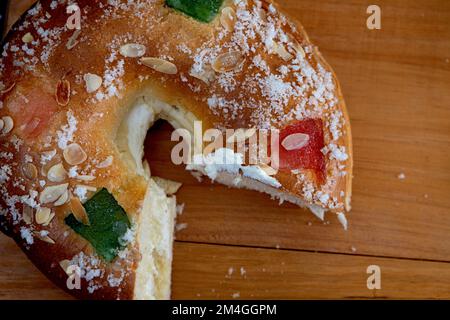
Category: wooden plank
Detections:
[
  {"x1": 2, "y1": 0, "x2": 450, "y2": 300},
  {"x1": 1, "y1": 233, "x2": 449, "y2": 299}
]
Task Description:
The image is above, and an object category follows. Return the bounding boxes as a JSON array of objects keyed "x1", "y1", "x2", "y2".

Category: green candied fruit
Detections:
[
  {"x1": 65, "y1": 188, "x2": 131, "y2": 262},
  {"x1": 166, "y1": 0, "x2": 224, "y2": 23}
]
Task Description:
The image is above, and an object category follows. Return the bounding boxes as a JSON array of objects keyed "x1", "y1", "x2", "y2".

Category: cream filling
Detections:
[
  {"x1": 187, "y1": 148, "x2": 282, "y2": 188},
  {"x1": 133, "y1": 179, "x2": 176, "y2": 300}
]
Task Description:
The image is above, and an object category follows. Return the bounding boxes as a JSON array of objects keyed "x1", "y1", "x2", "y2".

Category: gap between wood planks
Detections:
[{"x1": 175, "y1": 240, "x2": 450, "y2": 265}]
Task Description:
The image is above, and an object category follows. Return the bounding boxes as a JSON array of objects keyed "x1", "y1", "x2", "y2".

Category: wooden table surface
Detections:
[{"x1": 1, "y1": 0, "x2": 449, "y2": 299}]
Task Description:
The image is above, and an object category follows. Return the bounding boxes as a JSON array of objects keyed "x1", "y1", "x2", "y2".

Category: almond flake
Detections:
[
  {"x1": 1, "y1": 82, "x2": 15, "y2": 95},
  {"x1": 220, "y1": 7, "x2": 236, "y2": 32},
  {"x1": 69, "y1": 197, "x2": 90, "y2": 225},
  {"x1": 281, "y1": 133, "x2": 310, "y2": 151},
  {"x1": 22, "y1": 163, "x2": 38, "y2": 180},
  {"x1": 54, "y1": 190, "x2": 69, "y2": 207},
  {"x1": 288, "y1": 37, "x2": 305, "y2": 59},
  {"x1": 22, "y1": 205, "x2": 34, "y2": 224},
  {"x1": 63, "y1": 143, "x2": 87, "y2": 166},
  {"x1": 35, "y1": 232, "x2": 55, "y2": 244},
  {"x1": 66, "y1": 29, "x2": 81, "y2": 50},
  {"x1": 59, "y1": 260, "x2": 72, "y2": 274},
  {"x1": 96, "y1": 156, "x2": 113, "y2": 168},
  {"x1": 0, "y1": 119, "x2": 3, "y2": 131},
  {"x1": 41, "y1": 153, "x2": 60, "y2": 176},
  {"x1": 35, "y1": 207, "x2": 52, "y2": 225},
  {"x1": 212, "y1": 51, "x2": 245, "y2": 73},
  {"x1": 76, "y1": 175, "x2": 96, "y2": 181},
  {"x1": 39, "y1": 183, "x2": 69, "y2": 204},
  {"x1": 120, "y1": 43, "x2": 146, "y2": 58},
  {"x1": 55, "y1": 79, "x2": 70, "y2": 107},
  {"x1": 76, "y1": 184, "x2": 97, "y2": 192},
  {"x1": 272, "y1": 42, "x2": 293, "y2": 61},
  {"x1": 83, "y1": 73, "x2": 102, "y2": 93},
  {"x1": 47, "y1": 163, "x2": 67, "y2": 182},
  {"x1": 1, "y1": 116, "x2": 14, "y2": 134},
  {"x1": 189, "y1": 66, "x2": 215, "y2": 84},
  {"x1": 22, "y1": 32, "x2": 34, "y2": 43},
  {"x1": 43, "y1": 212, "x2": 55, "y2": 227},
  {"x1": 141, "y1": 57, "x2": 178, "y2": 75}
]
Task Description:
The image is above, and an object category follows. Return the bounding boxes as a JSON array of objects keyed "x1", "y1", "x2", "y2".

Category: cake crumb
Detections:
[
  {"x1": 397, "y1": 172, "x2": 406, "y2": 180},
  {"x1": 176, "y1": 203, "x2": 185, "y2": 215},
  {"x1": 175, "y1": 223, "x2": 188, "y2": 232}
]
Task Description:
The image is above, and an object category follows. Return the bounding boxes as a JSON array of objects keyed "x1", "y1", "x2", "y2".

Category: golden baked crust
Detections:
[{"x1": 0, "y1": 0, "x2": 353, "y2": 299}]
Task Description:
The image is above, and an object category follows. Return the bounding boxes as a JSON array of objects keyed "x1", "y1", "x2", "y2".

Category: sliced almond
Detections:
[
  {"x1": 259, "y1": 163, "x2": 278, "y2": 176},
  {"x1": 43, "y1": 212, "x2": 55, "y2": 227},
  {"x1": 220, "y1": 7, "x2": 236, "y2": 32},
  {"x1": 63, "y1": 143, "x2": 87, "y2": 166},
  {"x1": 141, "y1": 57, "x2": 178, "y2": 75},
  {"x1": 35, "y1": 232, "x2": 55, "y2": 244},
  {"x1": 41, "y1": 153, "x2": 61, "y2": 176},
  {"x1": 55, "y1": 79, "x2": 70, "y2": 107},
  {"x1": 22, "y1": 163, "x2": 38, "y2": 180},
  {"x1": 152, "y1": 177, "x2": 182, "y2": 195},
  {"x1": 66, "y1": 29, "x2": 81, "y2": 50},
  {"x1": 35, "y1": 207, "x2": 52, "y2": 225},
  {"x1": 76, "y1": 175, "x2": 96, "y2": 181},
  {"x1": 22, "y1": 205, "x2": 34, "y2": 224},
  {"x1": 76, "y1": 184, "x2": 97, "y2": 192},
  {"x1": 212, "y1": 51, "x2": 245, "y2": 73},
  {"x1": 47, "y1": 163, "x2": 67, "y2": 182},
  {"x1": 69, "y1": 197, "x2": 90, "y2": 225},
  {"x1": 22, "y1": 32, "x2": 34, "y2": 43},
  {"x1": 288, "y1": 37, "x2": 306, "y2": 59},
  {"x1": 189, "y1": 66, "x2": 216, "y2": 84},
  {"x1": 54, "y1": 190, "x2": 69, "y2": 207},
  {"x1": 0, "y1": 119, "x2": 3, "y2": 131},
  {"x1": 96, "y1": 156, "x2": 113, "y2": 168},
  {"x1": 83, "y1": 73, "x2": 103, "y2": 93},
  {"x1": 59, "y1": 260, "x2": 72, "y2": 274},
  {"x1": 281, "y1": 133, "x2": 310, "y2": 151},
  {"x1": 120, "y1": 43, "x2": 146, "y2": 58},
  {"x1": 272, "y1": 42, "x2": 293, "y2": 61},
  {"x1": 1, "y1": 116, "x2": 14, "y2": 134},
  {"x1": 39, "y1": 183, "x2": 69, "y2": 204},
  {"x1": 1, "y1": 82, "x2": 15, "y2": 95}
]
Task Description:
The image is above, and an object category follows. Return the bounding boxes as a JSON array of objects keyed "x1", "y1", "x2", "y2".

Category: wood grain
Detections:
[
  {"x1": 1, "y1": 0, "x2": 449, "y2": 299},
  {"x1": 2, "y1": 233, "x2": 450, "y2": 300}
]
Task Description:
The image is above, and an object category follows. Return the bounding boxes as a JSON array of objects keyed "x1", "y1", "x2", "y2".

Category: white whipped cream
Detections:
[{"x1": 187, "y1": 148, "x2": 281, "y2": 188}]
